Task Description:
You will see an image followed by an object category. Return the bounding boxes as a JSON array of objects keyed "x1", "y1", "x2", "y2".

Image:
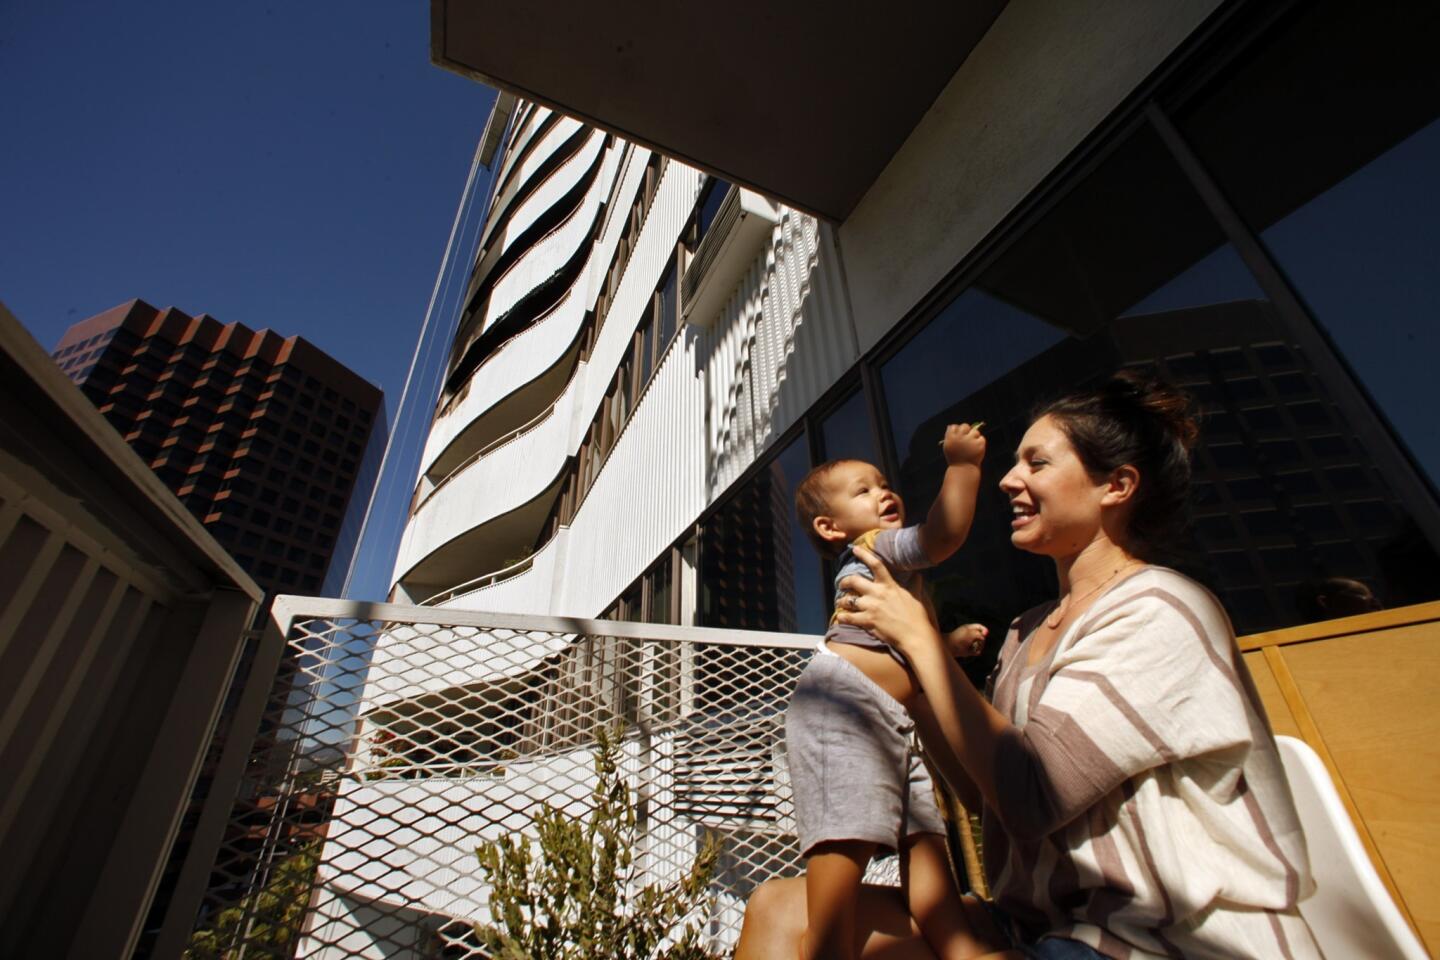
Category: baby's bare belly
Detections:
[{"x1": 829, "y1": 641, "x2": 918, "y2": 706}]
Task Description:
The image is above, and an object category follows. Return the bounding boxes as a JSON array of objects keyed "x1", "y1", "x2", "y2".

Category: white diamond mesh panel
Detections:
[{"x1": 185, "y1": 611, "x2": 835, "y2": 959}]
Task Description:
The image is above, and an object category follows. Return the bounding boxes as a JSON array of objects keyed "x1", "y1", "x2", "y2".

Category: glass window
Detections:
[
  {"x1": 817, "y1": 388, "x2": 878, "y2": 467},
  {"x1": 637, "y1": 314, "x2": 655, "y2": 392},
  {"x1": 879, "y1": 119, "x2": 1438, "y2": 640},
  {"x1": 773, "y1": 436, "x2": 829, "y2": 634},
  {"x1": 1177, "y1": 0, "x2": 1440, "y2": 495},
  {"x1": 647, "y1": 553, "x2": 673, "y2": 625},
  {"x1": 700, "y1": 433, "x2": 827, "y2": 634},
  {"x1": 621, "y1": 585, "x2": 644, "y2": 623},
  {"x1": 1172, "y1": 0, "x2": 1440, "y2": 616},
  {"x1": 696, "y1": 178, "x2": 732, "y2": 243},
  {"x1": 658, "y1": 256, "x2": 679, "y2": 348},
  {"x1": 612, "y1": 365, "x2": 631, "y2": 432}
]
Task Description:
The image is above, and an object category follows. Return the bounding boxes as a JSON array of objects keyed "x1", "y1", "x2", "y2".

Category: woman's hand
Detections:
[
  {"x1": 840, "y1": 547, "x2": 1013, "y2": 815},
  {"x1": 835, "y1": 545, "x2": 945, "y2": 660}
]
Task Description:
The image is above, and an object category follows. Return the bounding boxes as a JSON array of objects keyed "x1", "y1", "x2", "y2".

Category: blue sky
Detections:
[{"x1": 0, "y1": 0, "x2": 498, "y2": 423}]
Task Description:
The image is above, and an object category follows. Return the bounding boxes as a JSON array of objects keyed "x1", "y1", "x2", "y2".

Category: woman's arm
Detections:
[
  {"x1": 837, "y1": 546, "x2": 1012, "y2": 812},
  {"x1": 908, "y1": 696, "x2": 983, "y2": 812},
  {"x1": 844, "y1": 555, "x2": 1259, "y2": 841}
]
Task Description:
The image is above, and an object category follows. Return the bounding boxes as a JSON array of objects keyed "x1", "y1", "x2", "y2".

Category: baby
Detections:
[{"x1": 785, "y1": 423, "x2": 989, "y2": 960}]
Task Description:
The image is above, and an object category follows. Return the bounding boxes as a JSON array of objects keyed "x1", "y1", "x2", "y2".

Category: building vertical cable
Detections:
[{"x1": 340, "y1": 97, "x2": 514, "y2": 601}]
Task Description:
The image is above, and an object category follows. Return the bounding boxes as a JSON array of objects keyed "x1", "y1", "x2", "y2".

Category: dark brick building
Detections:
[{"x1": 53, "y1": 299, "x2": 385, "y2": 597}]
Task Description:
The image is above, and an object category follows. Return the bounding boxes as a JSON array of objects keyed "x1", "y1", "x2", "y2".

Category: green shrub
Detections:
[
  {"x1": 184, "y1": 842, "x2": 318, "y2": 959},
  {"x1": 473, "y1": 728, "x2": 724, "y2": 959}
]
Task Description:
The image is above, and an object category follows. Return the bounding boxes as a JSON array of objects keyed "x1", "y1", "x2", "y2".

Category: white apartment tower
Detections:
[{"x1": 388, "y1": 105, "x2": 857, "y2": 625}]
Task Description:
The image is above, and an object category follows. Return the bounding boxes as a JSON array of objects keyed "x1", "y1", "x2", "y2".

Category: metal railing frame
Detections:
[
  {"x1": 160, "y1": 594, "x2": 818, "y2": 958},
  {"x1": 0, "y1": 302, "x2": 264, "y2": 960}
]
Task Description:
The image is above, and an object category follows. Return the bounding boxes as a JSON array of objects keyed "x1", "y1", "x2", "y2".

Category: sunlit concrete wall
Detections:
[{"x1": 838, "y1": 0, "x2": 1225, "y2": 350}]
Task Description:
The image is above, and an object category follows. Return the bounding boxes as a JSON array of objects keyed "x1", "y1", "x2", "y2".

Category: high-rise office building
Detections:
[
  {"x1": 52, "y1": 299, "x2": 387, "y2": 956},
  {"x1": 52, "y1": 299, "x2": 386, "y2": 598}
]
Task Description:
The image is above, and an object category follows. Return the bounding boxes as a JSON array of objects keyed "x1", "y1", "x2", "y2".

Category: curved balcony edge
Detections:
[
  {"x1": 393, "y1": 427, "x2": 571, "y2": 595},
  {"x1": 478, "y1": 156, "x2": 608, "y2": 332},
  {"x1": 501, "y1": 130, "x2": 608, "y2": 262},
  {"x1": 400, "y1": 163, "x2": 709, "y2": 609},
  {"x1": 422, "y1": 289, "x2": 585, "y2": 479},
  {"x1": 417, "y1": 353, "x2": 582, "y2": 513},
  {"x1": 431, "y1": 525, "x2": 564, "y2": 613},
  {"x1": 443, "y1": 139, "x2": 641, "y2": 427},
  {"x1": 411, "y1": 324, "x2": 695, "y2": 615},
  {"x1": 423, "y1": 143, "x2": 638, "y2": 480},
  {"x1": 464, "y1": 123, "x2": 599, "y2": 312},
  {"x1": 443, "y1": 146, "x2": 614, "y2": 398}
]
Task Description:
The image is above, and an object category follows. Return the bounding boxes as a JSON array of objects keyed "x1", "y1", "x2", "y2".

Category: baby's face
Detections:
[{"x1": 819, "y1": 461, "x2": 906, "y2": 541}]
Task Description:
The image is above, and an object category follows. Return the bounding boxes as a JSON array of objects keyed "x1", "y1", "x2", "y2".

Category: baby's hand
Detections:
[
  {"x1": 944, "y1": 623, "x2": 988, "y2": 658},
  {"x1": 942, "y1": 422, "x2": 986, "y2": 467}
]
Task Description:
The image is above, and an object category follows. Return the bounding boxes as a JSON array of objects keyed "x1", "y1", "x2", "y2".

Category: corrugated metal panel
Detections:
[
  {"x1": 578, "y1": 161, "x2": 704, "y2": 419},
  {"x1": 768, "y1": 218, "x2": 858, "y2": 435},
  {"x1": 704, "y1": 258, "x2": 766, "y2": 495},
  {"x1": 0, "y1": 305, "x2": 261, "y2": 959},
  {"x1": 702, "y1": 213, "x2": 857, "y2": 499},
  {"x1": 585, "y1": 144, "x2": 647, "y2": 309},
  {"x1": 557, "y1": 328, "x2": 706, "y2": 614}
]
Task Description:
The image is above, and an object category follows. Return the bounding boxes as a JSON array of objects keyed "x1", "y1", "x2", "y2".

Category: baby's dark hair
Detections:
[
  {"x1": 794, "y1": 459, "x2": 864, "y2": 557},
  {"x1": 1035, "y1": 370, "x2": 1200, "y2": 561}
]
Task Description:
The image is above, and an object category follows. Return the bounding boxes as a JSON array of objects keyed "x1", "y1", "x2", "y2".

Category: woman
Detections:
[{"x1": 737, "y1": 373, "x2": 1320, "y2": 959}]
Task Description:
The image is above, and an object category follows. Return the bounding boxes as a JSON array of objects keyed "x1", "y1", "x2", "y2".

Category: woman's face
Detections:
[{"x1": 998, "y1": 414, "x2": 1111, "y2": 558}]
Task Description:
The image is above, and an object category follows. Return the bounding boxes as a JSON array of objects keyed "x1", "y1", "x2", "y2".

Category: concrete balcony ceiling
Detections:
[{"x1": 432, "y1": 0, "x2": 1010, "y2": 222}]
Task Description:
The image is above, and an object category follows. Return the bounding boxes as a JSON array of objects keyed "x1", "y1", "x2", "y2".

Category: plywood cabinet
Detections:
[{"x1": 1241, "y1": 601, "x2": 1440, "y2": 956}]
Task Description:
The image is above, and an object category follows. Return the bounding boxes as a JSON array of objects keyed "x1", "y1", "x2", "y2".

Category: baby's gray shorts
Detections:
[{"x1": 785, "y1": 650, "x2": 946, "y2": 857}]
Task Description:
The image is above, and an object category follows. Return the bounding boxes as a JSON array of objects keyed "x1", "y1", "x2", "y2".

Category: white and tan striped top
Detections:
[{"x1": 984, "y1": 566, "x2": 1321, "y2": 959}]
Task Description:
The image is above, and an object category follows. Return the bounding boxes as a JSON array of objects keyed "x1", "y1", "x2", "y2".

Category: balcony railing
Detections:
[
  {"x1": 419, "y1": 552, "x2": 536, "y2": 605},
  {"x1": 169, "y1": 596, "x2": 829, "y2": 958}
]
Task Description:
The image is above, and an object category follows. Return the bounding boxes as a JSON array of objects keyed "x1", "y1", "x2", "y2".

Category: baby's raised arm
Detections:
[{"x1": 917, "y1": 422, "x2": 985, "y2": 564}]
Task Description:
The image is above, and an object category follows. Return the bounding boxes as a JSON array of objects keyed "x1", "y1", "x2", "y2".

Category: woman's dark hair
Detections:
[{"x1": 1036, "y1": 369, "x2": 1200, "y2": 560}]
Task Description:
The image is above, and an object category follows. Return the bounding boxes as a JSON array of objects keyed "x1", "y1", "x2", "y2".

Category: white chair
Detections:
[{"x1": 1275, "y1": 735, "x2": 1430, "y2": 960}]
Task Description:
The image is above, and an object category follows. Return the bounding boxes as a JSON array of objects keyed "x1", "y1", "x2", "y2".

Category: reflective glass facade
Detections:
[{"x1": 691, "y1": 0, "x2": 1440, "y2": 653}]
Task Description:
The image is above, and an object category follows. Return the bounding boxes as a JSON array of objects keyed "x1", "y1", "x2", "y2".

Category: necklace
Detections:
[{"x1": 1045, "y1": 560, "x2": 1140, "y2": 629}]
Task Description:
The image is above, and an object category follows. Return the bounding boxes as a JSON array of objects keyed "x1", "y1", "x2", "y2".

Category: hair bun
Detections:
[{"x1": 1107, "y1": 369, "x2": 1200, "y2": 451}]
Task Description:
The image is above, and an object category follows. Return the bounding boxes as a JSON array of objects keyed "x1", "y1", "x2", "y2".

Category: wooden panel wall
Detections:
[{"x1": 1240, "y1": 601, "x2": 1440, "y2": 955}]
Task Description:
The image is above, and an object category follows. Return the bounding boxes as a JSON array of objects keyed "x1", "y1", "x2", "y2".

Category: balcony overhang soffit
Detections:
[{"x1": 431, "y1": 0, "x2": 1010, "y2": 223}]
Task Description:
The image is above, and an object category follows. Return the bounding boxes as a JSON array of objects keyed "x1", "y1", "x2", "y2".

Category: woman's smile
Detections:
[{"x1": 998, "y1": 414, "x2": 1110, "y2": 556}]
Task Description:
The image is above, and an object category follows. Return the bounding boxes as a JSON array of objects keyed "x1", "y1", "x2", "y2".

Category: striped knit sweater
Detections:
[{"x1": 983, "y1": 566, "x2": 1321, "y2": 959}]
